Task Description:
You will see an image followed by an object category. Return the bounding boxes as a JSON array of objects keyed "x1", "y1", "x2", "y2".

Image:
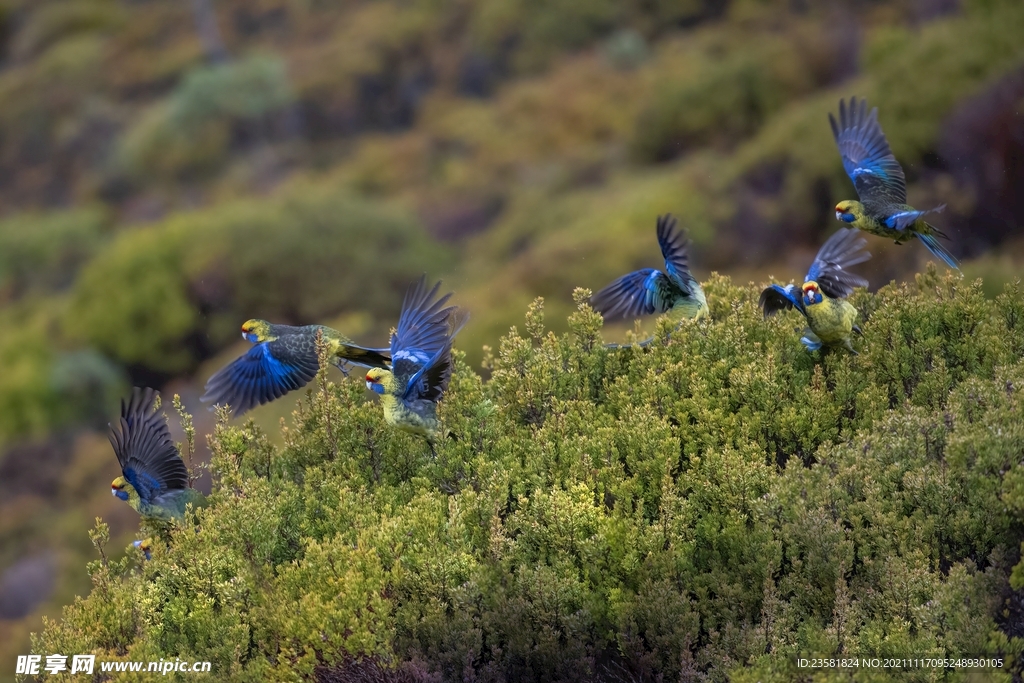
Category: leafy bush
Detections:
[
  {"x1": 119, "y1": 54, "x2": 295, "y2": 179},
  {"x1": 35, "y1": 270, "x2": 1024, "y2": 681},
  {"x1": 0, "y1": 207, "x2": 108, "y2": 299},
  {"x1": 630, "y1": 37, "x2": 820, "y2": 163},
  {"x1": 69, "y1": 186, "x2": 450, "y2": 374}
]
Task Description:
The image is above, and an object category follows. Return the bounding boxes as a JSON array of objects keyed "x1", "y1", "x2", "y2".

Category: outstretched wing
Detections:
[
  {"x1": 829, "y1": 97, "x2": 906, "y2": 205},
  {"x1": 591, "y1": 269, "x2": 679, "y2": 320},
  {"x1": 805, "y1": 228, "x2": 870, "y2": 299},
  {"x1": 759, "y1": 284, "x2": 804, "y2": 318},
  {"x1": 393, "y1": 276, "x2": 457, "y2": 360},
  {"x1": 655, "y1": 214, "x2": 695, "y2": 295},
  {"x1": 109, "y1": 387, "x2": 188, "y2": 505},
  {"x1": 400, "y1": 310, "x2": 468, "y2": 402},
  {"x1": 201, "y1": 339, "x2": 319, "y2": 416}
]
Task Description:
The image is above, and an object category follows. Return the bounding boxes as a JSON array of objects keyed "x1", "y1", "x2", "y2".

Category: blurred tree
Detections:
[
  {"x1": 119, "y1": 54, "x2": 295, "y2": 180},
  {"x1": 190, "y1": 0, "x2": 229, "y2": 64},
  {"x1": 69, "y1": 186, "x2": 451, "y2": 376}
]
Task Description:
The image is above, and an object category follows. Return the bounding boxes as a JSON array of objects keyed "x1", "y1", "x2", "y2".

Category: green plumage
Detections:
[
  {"x1": 592, "y1": 214, "x2": 709, "y2": 347},
  {"x1": 365, "y1": 277, "x2": 467, "y2": 452},
  {"x1": 203, "y1": 319, "x2": 392, "y2": 416},
  {"x1": 110, "y1": 388, "x2": 207, "y2": 529},
  {"x1": 759, "y1": 228, "x2": 870, "y2": 355},
  {"x1": 802, "y1": 297, "x2": 861, "y2": 355},
  {"x1": 830, "y1": 97, "x2": 958, "y2": 269}
]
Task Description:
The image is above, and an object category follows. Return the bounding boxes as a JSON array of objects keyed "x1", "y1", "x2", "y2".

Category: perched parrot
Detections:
[
  {"x1": 759, "y1": 228, "x2": 870, "y2": 355},
  {"x1": 110, "y1": 387, "x2": 207, "y2": 526},
  {"x1": 830, "y1": 97, "x2": 958, "y2": 269},
  {"x1": 202, "y1": 319, "x2": 391, "y2": 416},
  {"x1": 591, "y1": 214, "x2": 708, "y2": 346},
  {"x1": 365, "y1": 276, "x2": 467, "y2": 452}
]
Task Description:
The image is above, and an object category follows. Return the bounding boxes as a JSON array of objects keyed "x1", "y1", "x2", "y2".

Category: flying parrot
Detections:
[
  {"x1": 202, "y1": 320, "x2": 391, "y2": 416},
  {"x1": 365, "y1": 276, "x2": 467, "y2": 453},
  {"x1": 830, "y1": 96, "x2": 958, "y2": 269},
  {"x1": 110, "y1": 387, "x2": 207, "y2": 527},
  {"x1": 759, "y1": 228, "x2": 870, "y2": 355},
  {"x1": 590, "y1": 214, "x2": 708, "y2": 346}
]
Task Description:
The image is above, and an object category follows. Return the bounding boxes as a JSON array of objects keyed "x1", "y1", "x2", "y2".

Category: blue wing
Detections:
[
  {"x1": 883, "y1": 205, "x2": 947, "y2": 232},
  {"x1": 201, "y1": 341, "x2": 319, "y2": 416},
  {"x1": 655, "y1": 214, "x2": 695, "y2": 295},
  {"x1": 109, "y1": 387, "x2": 189, "y2": 505},
  {"x1": 759, "y1": 284, "x2": 805, "y2": 317},
  {"x1": 393, "y1": 276, "x2": 456, "y2": 360},
  {"x1": 401, "y1": 344, "x2": 451, "y2": 403},
  {"x1": 805, "y1": 228, "x2": 870, "y2": 299},
  {"x1": 829, "y1": 97, "x2": 907, "y2": 205},
  {"x1": 591, "y1": 268, "x2": 674, "y2": 320}
]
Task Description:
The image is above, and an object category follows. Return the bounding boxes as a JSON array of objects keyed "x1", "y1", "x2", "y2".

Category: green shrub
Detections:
[
  {"x1": 119, "y1": 54, "x2": 295, "y2": 179},
  {"x1": 69, "y1": 187, "x2": 450, "y2": 374},
  {"x1": 631, "y1": 37, "x2": 818, "y2": 162},
  {"x1": 35, "y1": 270, "x2": 1024, "y2": 681},
  {"x1": 0, "y1": 207, "x2": 108, "y2": 298}
]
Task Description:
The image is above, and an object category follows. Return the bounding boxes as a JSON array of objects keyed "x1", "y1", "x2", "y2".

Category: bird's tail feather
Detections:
[
  {"x1": 918, "y1": 230, "x2": 959, "y2": 270},
  {"x1": 337, "y1": 345, "x2": 391, "y2": 370},
  {"x1": 921, "y1": 205, "x2": 948, "y2": 238}
]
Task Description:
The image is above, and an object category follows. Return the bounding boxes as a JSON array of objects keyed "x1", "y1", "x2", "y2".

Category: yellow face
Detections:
[
  {"x1": 366, "y1": 368, "x2": 388, "y2": 395},
  {"x1": 835, "y1": 200, "x2": 858, "y2": 223},
  {"x1": 111, "y1": 476, "x2": 129, "y2": 501},
  {"x1": 241, "y1": 319, "x2": 269, "y2": 343}
]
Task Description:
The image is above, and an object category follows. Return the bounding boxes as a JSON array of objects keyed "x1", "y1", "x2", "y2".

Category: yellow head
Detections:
[
  {"x1": 365, "y1": 368, "x2": 397, "y2": 396},
  {"x1": 111, "y1": 476, "x2": 135, "y2": 505},
  {"x1": 241, "y1": 319, "x2": 273, "y2": 344},
  {"x1": 834, "y1": 200, "x2": 863, "y2": 224}
]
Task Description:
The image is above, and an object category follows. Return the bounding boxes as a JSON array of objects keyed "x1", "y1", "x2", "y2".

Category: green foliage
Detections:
[
  {"x1": 36, "y1": 271, "x2": 1024, "y2": 681},
  {"x1": 0, "y1": 307, "x2": 62, "y2": 440},
  {"x1": 630, "y1": 32, "x2": 823, "y2": 162},
  {"x1": 120, "y1": 54, "x2": 295, "y2": 178},
  {"x1": 70, "y1": 186, "x2": 450, "y2": 373},
  {"x1": 0, "y1": 207, "x2": 108, "y2": 299},
  {"x1": 11, "y1": 0, "x2": 125, "y2": 60}
]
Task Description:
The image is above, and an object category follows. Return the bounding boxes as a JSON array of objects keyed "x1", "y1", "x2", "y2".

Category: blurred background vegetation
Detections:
[{"x1": 0, "y1": 0, "x2": 1023, "y2": 676}]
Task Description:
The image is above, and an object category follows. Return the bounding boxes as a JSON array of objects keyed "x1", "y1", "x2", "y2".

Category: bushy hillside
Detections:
[{"x1": 32, "y1": 269, "x2": 1024, "y2": 681}]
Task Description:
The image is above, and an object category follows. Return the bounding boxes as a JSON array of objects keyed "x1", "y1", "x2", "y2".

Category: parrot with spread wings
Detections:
[
  {"x1": 760, "y1": 228, "x2": 870, "y2": 355},
  {"x1": 110, "y1": 388, "x2": 206, "y2": 528},
  {"x1": 202, "y1": 320, "x2": 391, "y2": 416},
  {"x1": 365, "y1": 276, "x2": 467, "y2": 453},
  {"x1": 590, "y1": 214, "x2": 708, "y2": 346},
  {"x1": 830, "y1": 96, "x2": 958, "y2": 269}
]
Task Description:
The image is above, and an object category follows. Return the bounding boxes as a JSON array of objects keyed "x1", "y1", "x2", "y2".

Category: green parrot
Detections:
[
  {"x1": 830, "y1": 97, "x2": 958, "y2": 269},
  {"x1": 591, "y1": 214, "x2": 708, "y2": 347},
  {"x1": 110, "y1": 387, "x2": 206, "y2": 526},
  {"x1": 760, "y1": 228, "x2": 870, "y2": 355},
  {"x1": 202, "y1": 319, "x2": 391, "y2": 416},
  {"x1": 365, "y1": 277, "x2": 467, "y2": 453}
]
